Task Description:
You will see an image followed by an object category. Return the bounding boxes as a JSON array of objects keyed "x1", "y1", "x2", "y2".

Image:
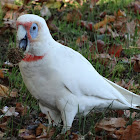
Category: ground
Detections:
[{"x1": 0, "y1": 0, "x2": 140, "y2": 139}]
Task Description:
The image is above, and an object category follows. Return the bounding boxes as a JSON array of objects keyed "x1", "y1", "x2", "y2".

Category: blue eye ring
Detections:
[{"x1": 30, "y1": 23, "x2": 38, "y2": 39}]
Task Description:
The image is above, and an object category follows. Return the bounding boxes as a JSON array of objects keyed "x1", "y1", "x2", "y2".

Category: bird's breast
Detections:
[{"x1": 19, "y1": 59, "x2": 64, "y2": 110}]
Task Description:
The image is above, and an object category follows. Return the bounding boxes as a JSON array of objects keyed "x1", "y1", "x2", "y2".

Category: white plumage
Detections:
[{"x1": 16, "y1": 14, "x2": 140, "y2": 132}]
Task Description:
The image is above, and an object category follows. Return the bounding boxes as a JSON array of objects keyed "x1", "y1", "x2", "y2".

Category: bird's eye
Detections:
[
  {"x1": 30, "y1": 23, "x2": 38, "y2": 39},
  {"x1": 33, "y1": 26, "x2": 36, "y2": 30}
]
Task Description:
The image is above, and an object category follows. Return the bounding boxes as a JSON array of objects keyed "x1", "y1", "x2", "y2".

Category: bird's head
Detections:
[{"x1": 16, "y1": 14, "x2": 53, "y2": 59}]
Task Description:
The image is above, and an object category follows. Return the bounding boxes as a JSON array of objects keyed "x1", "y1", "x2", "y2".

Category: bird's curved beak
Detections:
[
  {"x1": 19, "y1": 33, "x2": 28, "y2": 51},
  {"x1": 17, "y1": 25, "x2": 28, "y2": 51}
]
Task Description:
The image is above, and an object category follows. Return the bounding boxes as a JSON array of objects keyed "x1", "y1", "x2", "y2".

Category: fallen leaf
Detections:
[
  {"x1": 136, "y1": 36, "x2": 140, "y2": 48},
  {"x1": 46, "y1": 1, "x2": 63, "y2": 9},
  {"x1": 64, "y1": 9, "x2": 82, "y2": 22},
  {"x1": 126, "y1": 20, "x2": 136, "y2": 35},
  {"x1": 0, "y1": 85, "x2": 18, "y2": 99},
  {"x1": 90, "y1": 40, "x2": 122, "y2": 57},
  {"x1": 3, "y1": 3, "x2": 21, "y2": 10},
  {"x1": 79, "y1": 20, "x2": 93, "y2": 31},
  {"x1": 131, "y1": 54, "x2": 140, "y2": 72},
  {"x1": 94, "y1": 15, "x2": 115, "y2": 30},
  {"x1": 46, "y1": 127, "x2": 56, "y2": 139},
  {"x1": 15, "y1": 102, "x2": 28, "y2": 116},
  {"x1": 100, "y1": 11, "x2": 107, "y2": 18},
  {"x1": 107, "y1": 26, "x2": 119, "y2": 38},
  {"x1": 108, "y1": 44, "x2": 122, "y2": 57},
  {"x1": 134, "y1": 1, "x2": 140, "y2": 14},
  {"x1": 116, "y1": 79, "x2": 139, "y2": 91},
  {"x1": 124, "y1": 110, "x2": 137, "y2": 119},
  {"x1": 76, "y1": 34, "x2": 88, "y2": 47},
  {"x1": 19, "y1": 129, "x2": 36, "y2": 139},
  {"x1": 115, "y1": 120, "x2": 140, "y2": 140},
  {"x1": 115, "y1": 9, "x2": 126, "y2": 17},
  {"x1": 0, "y1": 84, "x2": 9, "y2": 98},
  {"x1": 0, "y1": 69, "x2": 8, "y2": 79},
  {"x1": 0, "y1": 131, "x2": 5, "y2": 138},
  {"x1": 0, "y1": 121, "x2": 8, "y2": 131},
  {"x1": 1, "y1": 106, "x2": 19, "y2": 117},
  {"x1": 133, "y1": 60, "x2": 140, "y2": 72},
  {"x1": 90, "y1": 40, "x2": 105, "y2": 53},
  {"x1": 91, "y1": 53, "x2": 113, "y2": 66},
  {"x1": 36, "y1": 123, "x2": 47, "y2": 136},
  {"x1": 95, "y1": 118, "x2": 126, "y2": 132}
]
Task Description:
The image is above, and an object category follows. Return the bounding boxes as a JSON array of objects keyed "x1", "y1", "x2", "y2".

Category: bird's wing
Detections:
[{"x1": 54, "y1": 45, "x2": 133, "y2": 107}]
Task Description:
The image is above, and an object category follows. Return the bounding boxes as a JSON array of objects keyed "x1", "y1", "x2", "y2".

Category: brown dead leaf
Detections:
[
  {"x1": 131, "y1": 54, "x2": 140, "y2": 72},
  {"x1": 0, "y1": 85, "x2": 18, "y2": 99},
  {"x1": 90, "y1": 40, "x2": 122, "y2": 57},
  {"x1": 94, "y1": 15, "x2": 115, "y2": 30},
  {"x1": 97, "y1": 26, "x2": 107, "y2": 34},
  {"x1": 91, "y1": 53, "x2": 113, "y2": 66},
  {"x1": 0, "y1": 116, "x2": 9, "y2": 131},
  {"x1": 90, "y1": 40, "x2": 105, "y2": 53},
  {"x1": 134, "y1": 60, "x2": 140, "y2": 72},
  {"x1": 0, "y1": 131, "x2": 5, "y2": 138},
  {"x1": 108, "y1": 44, "x2": 122, "y2": 57},
  {"x1": 115, "y1": 120, "x2": 140, "y2": 140},
  {"x1": 134, "y1": 1, "x2": 140, "y2": 14},
  {"x1": 126, "y1": 20, "x2": 136, "y2": 35},
  {"x1": 19, "y1": 129, "x2": 36, "y2": 139},
  {"x1": 124, "y1": 110, "x2": 137, "y2": 119},
  {"x1": 15, "y1": 102, "x2": 28, "y2": 116},
  {"x1": 107, "y1": 26, "x2": 119, "y2": 38},
  {"x1": 64, "y1": 9, "x2": 82, "y2": 22},
  {"x1": 76, "y1": 34, "x2": 88, "y2": 47},
  {"x1": 79, "y1": 20, "x2": 94, "y2": 31},
  {"x1": 4, "y1": 11, "x2": 13, "y2": 20},
  {"x1": 136, "y1": 37, "x2": 140, "y2": 48},
  {"x1": 100, "y1": 11, "x2": 107, "y2": 18},
  {"x1": 115, "y1": 79, "x2": 139, "y2": 91},
  {"x1": 95, "y1": 118, "x2": 126, "y2": 132},
  {"x1": 4, "y1": 3, "x2": 21, "y2": 10},
  {"x1": 0, "y1": 69, "x2": 8, "y2": 79},
  {"x1": 0, "y1": 84, "x2": 9, "y2": 98},
  {"x1": 0, "y1": 122, "x2": 7, "y2": 131},
  {"x1": 115, "y1": 9, "x2": 126, "y2": 17},
  {"x1": 46, "y1": 127, "x2": 56, "y2": 139},
  {"x1": 36, "y1": 123, "x2": 47, "y2": 136}
]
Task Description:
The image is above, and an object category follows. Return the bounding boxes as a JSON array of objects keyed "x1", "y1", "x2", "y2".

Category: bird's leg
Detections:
[
  {"x1": 39, "y1": 102, "x2": 61, "y2": 126},
  {"x1": 60, "y1": 109, "x2": 77, "y2": 133},
  {"x1": 56, "y1": 97, "x2": 78, "y2": 134}
]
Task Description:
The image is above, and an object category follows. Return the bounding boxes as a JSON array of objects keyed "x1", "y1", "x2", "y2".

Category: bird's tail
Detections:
[{"x1": 103, "y1": 77, "x2": 140, "y2": 109}]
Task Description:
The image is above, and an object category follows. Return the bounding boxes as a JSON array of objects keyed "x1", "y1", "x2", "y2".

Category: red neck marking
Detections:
[{"x1": 22, "y1": 54, "x2": 45, "y2": 62}]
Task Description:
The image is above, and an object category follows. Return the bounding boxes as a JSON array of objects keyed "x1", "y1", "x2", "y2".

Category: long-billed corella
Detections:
[{"x1": 16, "y1": 14, "x2": 140, "y2": 133}]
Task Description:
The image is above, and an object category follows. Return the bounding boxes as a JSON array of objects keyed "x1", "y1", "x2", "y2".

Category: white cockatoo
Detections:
[{"x1": 16, "y1": 14, "x2": 140, "y2": 132}]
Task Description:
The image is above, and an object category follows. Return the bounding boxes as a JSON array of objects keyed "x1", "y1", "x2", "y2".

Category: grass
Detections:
[{"x1": 0, "y1": 0, "x2": 140, "y2": 139}]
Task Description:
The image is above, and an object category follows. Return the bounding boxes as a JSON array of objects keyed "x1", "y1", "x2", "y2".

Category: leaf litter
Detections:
[{"x1": 0, "y1": 0, "x2": 140, "y2": 139}]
